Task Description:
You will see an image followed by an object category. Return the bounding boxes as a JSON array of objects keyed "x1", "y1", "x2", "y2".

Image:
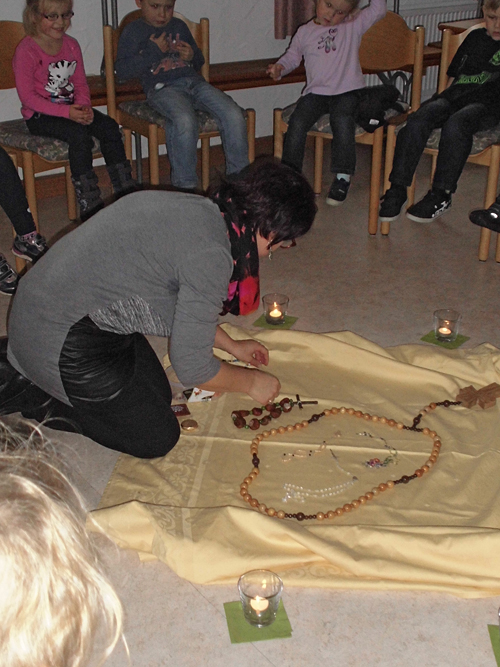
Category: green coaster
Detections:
[
  {"x1": 252, "y1": 314, "x2": 298, "y2": 330},
  {"x1": 223, "y1": 600, "x2": 292, "y2": 643},
  {"x1": 488, "y1": 625, "x2": 500, "y2": 666},
  {"x1": 420, "y1": 330, "x2": 470, "y2": 350}
]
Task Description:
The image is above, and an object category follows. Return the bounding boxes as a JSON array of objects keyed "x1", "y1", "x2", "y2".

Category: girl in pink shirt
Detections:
[
  {"x1": 268, "y1": 0, "x2": 386, "y2": 206},
  {"x1": 15, "y1": 0, "x2": 135, "y2": 221}
]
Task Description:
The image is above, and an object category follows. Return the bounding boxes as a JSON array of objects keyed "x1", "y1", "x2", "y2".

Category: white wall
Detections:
[
  {"x1": 1, "y1": 0, "x2": 304, "y2": 137},
  {"x1": 0, "y1": 0, "x2": 481, "y2": 137}
]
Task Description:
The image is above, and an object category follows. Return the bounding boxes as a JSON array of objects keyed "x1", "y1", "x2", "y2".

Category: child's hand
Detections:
[
  {"x1": 267, "y1": 63, "x2": 284, "y2": 81},
  {"x1": 81, "y1": 106, "x2": 94, "y2": 124},
  {"x1": 150, "y1": 31, "x2": 169, "y2": 53},
  {"x1": 69, "y1": 105, "x2": 93, "y2": 125},
  {"x1": 172, "y1": 36, "x2": 193, "y2": 61}
]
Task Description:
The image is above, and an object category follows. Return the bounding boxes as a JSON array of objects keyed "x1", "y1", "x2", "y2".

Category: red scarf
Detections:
[{"x1": 215, "y1": 194, "x2": 260, "y2": 316}]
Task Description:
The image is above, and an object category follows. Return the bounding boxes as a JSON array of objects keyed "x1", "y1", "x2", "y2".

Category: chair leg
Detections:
[
  {"x1": 479, "y1": 146, "x2": 500, "y2": 261},
  {"x1": 124, "y1": 128, "x2": 133, "y2": 163},
  {"x1": 246, "y1": 109, "x2": 255, "y2": 163},
  {"x1": 273, "y1": 109, "x2": 284, "y2": 160},
  {"x1": 201, "y1": 136, "x2": 210, "y2": 191},
  {"x1": 408, "y1": 176, "x2": 417, "y2": 207},
  {"x1": 148, "y1": 124, "x2": 160, "y2": 186},
  {"x1": 368, "y1": 126, "x2": 383, "y2": 236},
  {"x1": 478, "y1": 228, "x2": 492, "y2": 262},
  {"x1": 313, "y1": 136, "x2": 323, "y2": 195},
  {"x1": 65, "y1": 167, "x2": 77, "y2": 221},
  {"x1": 22, "y1": 152, "x2": 39, "y2": 228},
  {"x1": 430, "y1": 153, "x2": 437, "y2": 184},
  {"x1": 380, "y1": 125, "x2": 397, "y2": 236}
]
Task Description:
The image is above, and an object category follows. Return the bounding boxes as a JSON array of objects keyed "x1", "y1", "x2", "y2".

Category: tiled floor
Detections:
[{"x1": 2, "y1": 142, "x2": 500, "y2": 666}]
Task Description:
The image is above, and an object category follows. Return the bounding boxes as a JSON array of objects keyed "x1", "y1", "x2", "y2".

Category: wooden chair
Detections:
[
  {"x1": 103, "y1": 11, "x2": 256, "y2": 189},
  {"x1": 0, "y1": 20, "x2": 102, "y2": 226},
  {"x1": 273, "y1": 12, "x2": 424, "y2": 235},
  {"x1": 384, "y1": 24, "x2": 500, "y2": 260}
]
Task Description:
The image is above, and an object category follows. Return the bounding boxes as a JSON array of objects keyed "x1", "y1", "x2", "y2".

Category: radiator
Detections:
[{"x1": 364, "y1": 5, "x2": 480, "y2": 100}]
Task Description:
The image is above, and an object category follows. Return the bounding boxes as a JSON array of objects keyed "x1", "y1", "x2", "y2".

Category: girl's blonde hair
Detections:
[
  {"x1": 23, "y1": 0, "x2": 73, "y2": 36},
  {"x1": 0, "y1": 421, "x2": 124, "y2": 667}
]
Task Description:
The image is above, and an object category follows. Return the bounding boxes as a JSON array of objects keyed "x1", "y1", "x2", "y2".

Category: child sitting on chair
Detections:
[
  {"x1": 380, "y1": 0, "x2": 500, "y2": 224},
  {"x1": 267, "y1": 0, "x2": 387, "y2": 207},
  {"x1": 15, "y1": 0, "x2": 135, "y2": 222},
  {"x1": 116, "y1": 0, "x2": 249, "y2": 191}
]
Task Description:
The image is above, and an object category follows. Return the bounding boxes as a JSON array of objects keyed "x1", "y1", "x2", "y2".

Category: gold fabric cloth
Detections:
[{"x1": 91, "y1": 325, "x2": 500, "y2": 597}]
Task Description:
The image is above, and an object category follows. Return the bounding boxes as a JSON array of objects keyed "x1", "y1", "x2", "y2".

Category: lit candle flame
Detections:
[{"x1": 250, "y1": 595, "x2": 269, "y2": 612}]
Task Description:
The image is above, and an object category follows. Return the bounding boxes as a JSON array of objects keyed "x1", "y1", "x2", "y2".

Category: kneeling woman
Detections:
[{"x1": 4, "y1": 162, "x2": 316, "y2": 458}]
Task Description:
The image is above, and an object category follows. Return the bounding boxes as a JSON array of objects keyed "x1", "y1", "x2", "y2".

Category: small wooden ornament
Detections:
[{"x1": 456, "y1": 383, "x2": 500, "y2": 409}]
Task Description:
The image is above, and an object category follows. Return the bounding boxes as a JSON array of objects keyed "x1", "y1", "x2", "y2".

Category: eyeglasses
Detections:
[{"x1": 41, "y1": 10, "x2": 74, "y2": 21}]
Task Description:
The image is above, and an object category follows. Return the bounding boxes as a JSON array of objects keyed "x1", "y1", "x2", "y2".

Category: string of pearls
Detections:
[{"x1": 239, "y1": 399, "x2": 460, "y2": 522}]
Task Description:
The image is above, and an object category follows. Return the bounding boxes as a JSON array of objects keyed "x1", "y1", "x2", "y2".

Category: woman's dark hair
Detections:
[{"x1": 209, "y1": 160, "x2": 317, "y2": 246}]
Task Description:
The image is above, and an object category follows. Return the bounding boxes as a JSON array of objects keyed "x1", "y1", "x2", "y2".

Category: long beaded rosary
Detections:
[{"x1": 239, "y1": 398, "x2": 462, "y2": 522}]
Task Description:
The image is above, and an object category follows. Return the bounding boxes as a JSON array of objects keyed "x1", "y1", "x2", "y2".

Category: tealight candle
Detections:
[
  {"x1": 250, "y1": 595, "x2": 269, "y2": 612},
  {"x1": 434, "y1": 309, "x2": 461, "y2": 343},
  {"x1": 263, "y1": 293, "x2": 289, "y2": 326},
  {"x1": 238, "y1": 570, "x2": 283, "y2": 627}
]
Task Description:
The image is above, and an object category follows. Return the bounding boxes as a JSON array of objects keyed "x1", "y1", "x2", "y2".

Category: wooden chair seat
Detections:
[{"x1": 0, "y1": 118, "x2": 101, "y2": 161}]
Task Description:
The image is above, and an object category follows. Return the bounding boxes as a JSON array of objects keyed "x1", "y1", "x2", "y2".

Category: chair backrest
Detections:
[
  {"x1": 0, "y1": 21, "x2": 26, "y2": 90},
  {"x1": 437, "y1": 23, "x2": 485, "y2": 94},
  {"x1": 104, "y1": 11, "x2": 210, "y2": 119},
  {"x1": 359, "y1": 11, "x2": 425, "y2": 112}
]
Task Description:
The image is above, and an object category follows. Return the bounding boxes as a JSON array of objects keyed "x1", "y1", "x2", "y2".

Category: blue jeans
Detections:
[
  {"x1": 147, "y1": 77, "x2": 249, "y2": 188},
  {"x1": 282, "y1": 90, "x2": 361, "y2": 175},
  {"x1": 390, "y1": 97, "x2": 499, "y2": 193}
]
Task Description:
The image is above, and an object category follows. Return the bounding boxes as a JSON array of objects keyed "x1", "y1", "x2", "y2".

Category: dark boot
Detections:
[
  {"x1": 72, "y1": 170, "x2": 105, "y2": 222},
  {"x1": 106, "y1": 160, "x2": 136, "y2": 200},
  {"x1": 469, "y1": 196, "x2": 500, "y2": 233},
  {"x1": 0, "y1": 338, "x2": 51, "y2": 415},
  {"x1": 0, "y1": 255, "x2": 19, "y2": 296}
]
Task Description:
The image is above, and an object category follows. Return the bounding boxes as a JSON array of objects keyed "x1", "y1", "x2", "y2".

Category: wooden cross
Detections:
[{"x1": 456, "y1": 383, "x2": 500, "y2": 409}]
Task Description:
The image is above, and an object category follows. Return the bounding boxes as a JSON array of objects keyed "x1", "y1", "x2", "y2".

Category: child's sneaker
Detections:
[
  {"x1": 0, "y1": 255, "x2": 19, "y2": 296},
  {"x1": 12, "y1": 232, "x2": 49, "y2": 263},
  {"x1": 469, "y1": 197, "x2": 500, "y2": 233},
  {"x1": 406, "y1": 189, "x2": 451, "y2": 223},
  {"x1": 326, "y1": 177, "x2": 350, "y2": 207},
  {"x1": 379, "y1": 185, "x2": 407, "y2": 222}
]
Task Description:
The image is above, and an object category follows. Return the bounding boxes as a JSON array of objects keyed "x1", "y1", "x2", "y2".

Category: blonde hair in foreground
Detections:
[{"x1": 0, "y1": 421, "x2": 124, "y2": 667}]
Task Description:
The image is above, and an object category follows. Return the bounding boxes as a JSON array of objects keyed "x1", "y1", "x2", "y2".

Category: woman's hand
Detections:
[
  {"x1": 248, "y1": 369, "x2": 281, "y2": 404},
  {"x1": 232, "y1": 339, "x2": 269, "y2": 368}
]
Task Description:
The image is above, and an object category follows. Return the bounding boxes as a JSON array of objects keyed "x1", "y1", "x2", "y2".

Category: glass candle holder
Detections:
[
  {"x1": 262, "y1": 293, "x2": 289, "y2": 325},
  {"x1": 433, "y1": 309, "x2": 461, "y2": 342},
  {"x1": 238, "y1": 569, "x2": 283, "y2": 627}
]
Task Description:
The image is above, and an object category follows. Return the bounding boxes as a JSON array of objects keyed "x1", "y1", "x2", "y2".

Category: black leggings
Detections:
[
  {"x1": 0, "y1": 145, "x2": 37, "y2": 236},
  {"x1": 25, "y1": 317, "x2": 180, "y2": 458},
  {"x1": 26, "y1": 109, "x2": 126, "y2": 178}
]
